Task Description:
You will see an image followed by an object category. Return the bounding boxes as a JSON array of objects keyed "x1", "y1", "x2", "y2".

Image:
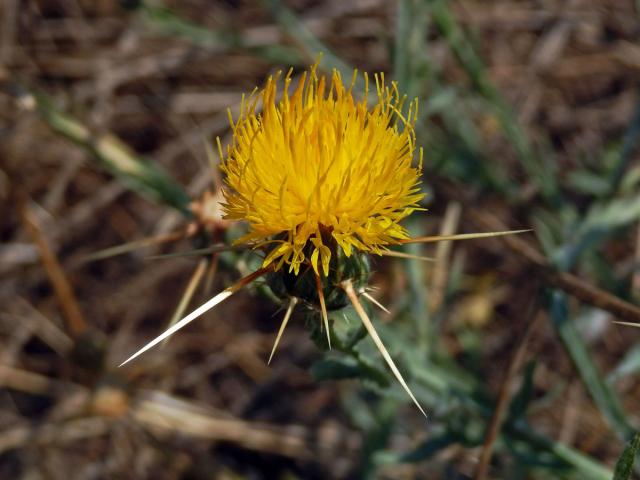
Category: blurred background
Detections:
[{"x1": 2, "y1": 0, "x2": 640, "y2": 478}]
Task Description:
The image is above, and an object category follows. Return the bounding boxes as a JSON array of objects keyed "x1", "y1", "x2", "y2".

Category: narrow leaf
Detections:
[
  {"x1": 549, "y1": 291, "x2": 634, "y2": 440},
  {"x1": 613, "y1": 433, "x2": 640, "y2": 480},
  {"x1": 119, "y1": 266, "x2": 270, "y2": 366},
  {"x1": 343, "y1": 279, "x2": 427, "y2": 417}
]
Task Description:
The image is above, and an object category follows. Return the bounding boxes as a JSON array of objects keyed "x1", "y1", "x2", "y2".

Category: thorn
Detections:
[
  {"x1": 268, "y1": 297, "x2": 298, "y2": 364},
  {"x1": 342, "y1": 279, "x2": 427, "y2": 418},
  {"x1": 314, "y1": 273, "x2": 331, "y2": 349},
  {"x1": 80, "y1": 230, "x2": 185, "y2": 262},
  {"x1": 614, "y1": 321, "x2": 640, "y2": 328},
  {"x1": 146, "y1": 242, "x2": 254, "y2": 260},
  {"x1": 380, "y1": 250, "x2": 434, "y2": 262},
  {"x1": 22, "y1": 202, "x2": 87, "y2": 338},
  {"x1": 361, "y1": 291, "x2": 390, "y2": 314},
  {"x1": 119, "y1": 266, "x2": 271, "y2": 367},
  {"x1": 400, "y1": 229, "x2": 532, "y2": 245},
  {"x1": 162, "y1": 258, "x2": 208, "y2": 348}
]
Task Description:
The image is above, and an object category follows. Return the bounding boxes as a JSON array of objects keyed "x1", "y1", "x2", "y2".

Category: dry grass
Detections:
[{"x1": 2, "y1": 0, "x2": 640, "y2": 478}]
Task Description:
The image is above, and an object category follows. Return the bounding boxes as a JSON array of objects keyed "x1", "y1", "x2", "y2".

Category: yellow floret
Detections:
[{"x1": 219, "y1": 64, "x2": 424, "y2": 276}]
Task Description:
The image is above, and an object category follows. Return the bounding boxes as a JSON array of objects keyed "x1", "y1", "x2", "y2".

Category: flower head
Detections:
[
  {"x1": 121, "y1": 65, "x2": 528, "y2": 417},
  {"x1": 220, "y1": 65, "x2": 424, "y2": 277}
]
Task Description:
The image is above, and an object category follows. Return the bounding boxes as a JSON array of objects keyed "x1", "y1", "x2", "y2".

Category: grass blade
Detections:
[
  {"x1": 428, "y1": 0, "x2": 558, "y2": 202},
  {"x1": 263, "y1": 0, "x2": 358, "y2": 87},
  {"x1": 549, "y1": 291, "x2": 634, "y2": 440},
  {"x1": 393, "y1": 0, "x2": 430, "y2": 100},
  {"x1": 613, "y1": 432, "x2": 640, "y2": 480},
  {"x1": 80, "y1": 231, "x2": 186, "y2": 262},
  {"x1": 140, "y1": 2, "x2": 301, "y2": 64},
  {"x1": 32, "y1": 90, "x2": 191, "y2": 214}
]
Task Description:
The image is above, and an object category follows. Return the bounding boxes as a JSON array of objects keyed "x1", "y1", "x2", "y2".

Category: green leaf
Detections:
[
  {"x1": 581, "y1": 194, "x2": 640, "y2": 233},
  {"x1": 508, "y1": 361, "x2": 537, "y2": 420},
  {"x1": 568, "y1": 170, "x2": 612, "y2": 197},
  {"x1": 608, "y1": 345, "x2": 640, "y2": 384},
  {"x1": 620, "y1": 166, "x2": 640, "y2": 194},
  {"x1": 311, "y1": 357, "x2": 390, "y2": 388},
  {"x1": 554, "y1": 193, "x2": 640, "y2": 269},
  {"x1": 361, "y1": 399, "x2": 397, "y2": 479},
  {"x1": 613, "y1": 433, "x2": 640, "y2": 480},
  {"x1": 381, "y1": 431, "x2": 456, "y2": 464},
  {"x1": 311, "y1": 357, "x2": 360, "y2": 381},
  {"x1": 504, "y1": 437, "x2": 568, "y2": 470}
]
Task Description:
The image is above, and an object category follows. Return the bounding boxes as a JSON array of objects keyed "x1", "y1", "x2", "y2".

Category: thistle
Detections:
[{"x1": 119, "y1": 64, "x2": 527, "y2": 416}]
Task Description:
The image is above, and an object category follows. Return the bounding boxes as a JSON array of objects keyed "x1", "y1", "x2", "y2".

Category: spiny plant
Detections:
[{"x1": 117, "y1": 63, "x2": 526, "y2": 416}]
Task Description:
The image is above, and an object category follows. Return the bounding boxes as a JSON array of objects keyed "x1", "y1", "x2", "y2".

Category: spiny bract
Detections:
[{"x1": 219, "y1": 64, "x2": 424, "y2": 277}]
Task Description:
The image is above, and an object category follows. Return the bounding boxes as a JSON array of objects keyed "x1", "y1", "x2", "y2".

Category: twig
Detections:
[
  {"x1": 0, "y1": 0, "x2": 17, "y2": 65},
  {"x1": 22, "y1": 88, "x2": 191, "y2": 214},
  {"x1": 0, "y1": 317, "x2": 35, "y2": 366},
  {"x1": 559, "y1": 382, "x2": 582, "y2": 445},
  {"x1": 6, "y1": 297, "x2": 73, "y2": 355},
  {"x1": 466, "y1": 207, "x2": 640, "y2": 323},
  {"x1": 21, "y1": 201, "x2": 87, "y2": 338},
  {"x1": 162, "y1": 258, "x2": 208, "y2": 345},
  {"x1": 81, "y1": 229, "x2": 188, "y2": 262},
  {"x1": 632, "y1": 223, "x2": 640, "y2": 299},
  {"x1": 0, "y1": 417, "x2": 111, "y2": 454},
  {"x1": 551, "y1": 271, "x2": 640, "y2": 323},
  {"x1": 132, "y1": 391, "x2": 359, "y2": 462},
  {"x1": 225, "y1": 333, "x2": 271, "y2": 381},
  {"x1": 0, "y1": 365, "x2": 84, "y2": 396},
  {"x1": 475, "y1": 300, "x2": 541, "y2": 480}
]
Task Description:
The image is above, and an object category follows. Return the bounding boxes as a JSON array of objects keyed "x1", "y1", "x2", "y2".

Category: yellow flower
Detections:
[
  {"x1": 219, "y1": 65, "x2": 424, "y2": 277},
  {"x1": 121, "y1": 63, "x2": 528, "y2": 417}
]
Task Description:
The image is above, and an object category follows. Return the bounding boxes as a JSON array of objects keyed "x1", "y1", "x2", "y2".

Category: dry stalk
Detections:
[
  {"x1": 474, "y1": 302, "x2": 542, "y2": 480},
  {"x1": 21, "y1": 201, "x2": 87, "y2": 338}
]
